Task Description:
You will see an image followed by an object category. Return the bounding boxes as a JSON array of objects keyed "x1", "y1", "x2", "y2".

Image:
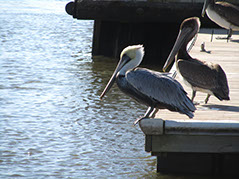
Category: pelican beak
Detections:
[
  {"x1": 202, "y1": 0, "x2": 209, "y2": 17},
  {"x1": 100, "y1": 55, "x2": 131, "y2": 100},
  {"x1": 163, "y1": 27, "x2": 191, "y2": 72}
]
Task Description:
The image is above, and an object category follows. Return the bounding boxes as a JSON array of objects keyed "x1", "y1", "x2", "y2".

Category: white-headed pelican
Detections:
[{"x1": 100, "y1": 45, "x2": 196, "y2": 124}]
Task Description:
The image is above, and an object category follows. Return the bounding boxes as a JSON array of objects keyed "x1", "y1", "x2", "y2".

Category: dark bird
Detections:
[
  {"x1": 100, "y1": 45, "x2": 196, "y2": 124},
  {"x1": 202, "y1": 0, "x2": 239, "y2": 40},
  {"x1": 163, "y1": 17, "x2": 230, "y2": 104}
]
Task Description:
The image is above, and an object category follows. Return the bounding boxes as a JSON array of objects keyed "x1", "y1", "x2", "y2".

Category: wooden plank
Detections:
[
  {"x1": 155, "y1": 153, "x2": 239, "y2": 176},
  {"x1": 145, "y1": 135, "x2": 152, "y2": 152},
  {"x1": 164, "y1": 120, "x2": 239, "y2": 136},
  {"x1": 139, "y1": 118, "x2": 164, "y2": 135},
  {"x1": 223, "y1": 154, "x2": 239, "y2": 176},
  {"x1": 156, "y1": 153, "x2": 213, "y2": 175},
  {"x1": 151, "y1": 135, "x2": 239, "y2": 153},
  {"x1": 91, "y1": 20, "x2": 180, "y2": 65},
  {"x1": 140, "y1": 118, "x2": 239, "y2": 136},
  {"x1": 156, "y1": 29, "x2": 239, "y2": 122},
  {"x1": 70, "y1": 1, "x2": 207, "y2": 23}
]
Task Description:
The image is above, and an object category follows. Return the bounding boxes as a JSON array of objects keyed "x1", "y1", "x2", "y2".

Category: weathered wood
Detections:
[
  {"x1": 152, "y1": 135, "x2": 239, "y2": 153},
  {"x1": 139, "y1": 118, "x2": 164, "y2": 135},
  {"x1": 145, "y1": 135, "x2": 152, "y2": 152},
  {"x1": 156, "y1": 153, "x2": 214, "y2": 175},
  {"x1": 91, "y1": 20, "x2": 180, "y2": 65},
  {"x1": 70, "y1": 0, "x2": 205, "y2": 23},
  {"x1": 156, "y1": 153, "x2": 239, "y2": 176},
  {"x1": 66, "y1": 0, "x2": 238, "y2": 25},
  {"x1": 140, "y1": 118, "x2": 239, "y2": 136},
  {"x1": 65, "y1": 0, "x2": 239, "y2": 65},
  {"x1": 156, "y1": 28, "x2": 239, "y2": 121}
]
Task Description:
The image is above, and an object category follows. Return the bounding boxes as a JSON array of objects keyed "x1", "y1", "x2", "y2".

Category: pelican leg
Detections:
[
  {"x1": 191, "y1": 90, "x2": 200, "y2": 105},
  {"x1": 211, "y1": 29, "x2": 214, "y2": 42},
  {"x1": 227, "y1": 28, "x2": 232, "y2": 42},
  {"x1": 150, "y1": 108, "x2": 159, "y2": 118},
  {"x1": 191, "y1": 90, "x2": 196, "y2": 102},
  {"x1": 205, "y1": 94, "x2": 211, "y2": 104},
  {"x1": 134, "y1": 106, "x2": 154, "y2": 125}
]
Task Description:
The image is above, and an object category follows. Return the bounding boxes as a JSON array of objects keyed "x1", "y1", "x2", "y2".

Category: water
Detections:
[
  {"x1": 0, "y1": 1, "x2": 211, "y2": 178},
  {"x1": 0, "y1": 0, "x2": 158, "y2": 178}
]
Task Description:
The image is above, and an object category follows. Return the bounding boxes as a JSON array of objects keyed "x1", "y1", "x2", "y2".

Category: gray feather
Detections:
[{"x1": 126, "y1": 68, "x2": 196, "y2": 116}]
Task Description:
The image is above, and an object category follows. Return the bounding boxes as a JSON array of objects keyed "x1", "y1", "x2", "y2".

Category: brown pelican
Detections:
[
  {"x1": 100, "y1": 45, "x2": 196, "y2": 124},
  {"x1": 163, "y1": 17, "x2": 230, "y2": 104},
  {"x1": 202, "y1": 0, "x2": 239, "y2": 40}
]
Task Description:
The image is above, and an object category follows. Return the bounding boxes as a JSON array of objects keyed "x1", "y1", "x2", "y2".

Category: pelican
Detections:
[
  {"x1": 202, "y1": 0, "x2": 239, "y2": 40},
  {"x1": 163, "y1": 17, "x2": 230, "y2": 104},
  {"x1": 100, "y1": 45, "x2": 196, "y2": 124}
]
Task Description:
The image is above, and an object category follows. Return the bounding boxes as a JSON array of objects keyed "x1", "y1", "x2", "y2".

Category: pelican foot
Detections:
[
  {"x1": 216, "y1": 36, "x2": 231, "y2": 42},
  {"x1": 134, "y1": 117, "x2": 147, "y2": 126},
  {"x1": 193, "y1": 101, "x2": 200, "y2": 105}
]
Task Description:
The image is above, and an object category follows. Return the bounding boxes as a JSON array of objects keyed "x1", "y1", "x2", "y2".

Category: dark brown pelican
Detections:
[
  {"x1": 202, "y1": 0, "x2": 239, "y2": 40},
  {"x1": 100, "y1": 45, "x2": 196, "y2": 124},
  {"x1": 163, "y1": 17, "x2": 230, "y2": 104}
]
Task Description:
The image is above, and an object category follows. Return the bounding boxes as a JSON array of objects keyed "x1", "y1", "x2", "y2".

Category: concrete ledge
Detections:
[
  {"x1": 139, "y1": 118, "x2": 164, "y2": 135},
  {"x1": 140, "y1": 118, "x2": 239, "y2": 175},
  {"x1": 139, "y1": 118, "x2": 239, "y2": 136}
]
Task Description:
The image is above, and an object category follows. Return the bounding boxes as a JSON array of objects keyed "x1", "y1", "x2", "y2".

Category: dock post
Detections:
[
  {"x1": 156, "y1": 153, "x2": 214, "y2": 175},
  {"x1": 92, "y1": 20, "x2": 179, "y2": 66}
]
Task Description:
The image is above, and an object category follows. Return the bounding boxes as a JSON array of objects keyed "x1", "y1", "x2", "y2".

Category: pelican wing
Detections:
[
  {"x1": 126, "y1": 68, "x2": 196, "y2": 116},
  {"x1": 178, "y1": 59, "x2": 222, "y2": 90},
  {"x1": 216, "y1": 2, "x2": 239, "y2": 27}
]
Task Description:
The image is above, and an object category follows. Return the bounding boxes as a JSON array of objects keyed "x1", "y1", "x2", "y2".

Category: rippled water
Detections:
[
  {"x1": 0, "y1": 1, "x2": 210, "y2": 178},
  {"x1": 0, "y1": 0, "x2": 158, "y2": 178}
]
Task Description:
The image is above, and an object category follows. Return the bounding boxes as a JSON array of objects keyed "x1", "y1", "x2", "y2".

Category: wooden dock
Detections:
[
  {"x1": 65, "y1": 0, "x2": 239, "y2": 175},
  {"x1": 66, "y1": 0, "x2": 214, "y2": 66},
  {"x1": 139, "y1": 29, "x2": 239, "y2": 176}
]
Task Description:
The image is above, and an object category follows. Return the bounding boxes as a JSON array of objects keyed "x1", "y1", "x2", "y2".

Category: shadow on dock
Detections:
[
  {"x1": 201, "y1": 104, "x2": 239, "y2": 112},
  {"x1": 230, "y1": 39, "x2": 239, "y2": 43}
]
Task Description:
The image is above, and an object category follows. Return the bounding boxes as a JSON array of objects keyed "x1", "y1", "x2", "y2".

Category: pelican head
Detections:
[
  {"x1": 163, "y1": 17, "x2": 200, "y2": 72},
  {"x1": 100, "y1": 45, "x2": 144, "y2": 100}
]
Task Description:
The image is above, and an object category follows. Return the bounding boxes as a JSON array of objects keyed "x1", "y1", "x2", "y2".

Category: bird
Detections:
[
  {"x1": 201, "y1": 0, "x2": 239, "y2": 41},
  {"x1": 100, "y1": 45, "x2": 196, "y2": 125},
  {"x1": 163, "y1": 17, "x2": 230, "y2": 104}
]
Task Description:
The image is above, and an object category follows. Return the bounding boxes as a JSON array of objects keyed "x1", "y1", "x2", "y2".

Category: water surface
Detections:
[
  {"x1": 0, "y1": 1, "x2": 210, "y2": 178},
  {"x1": 0, "y1": 0, "x2": 158, "y2": 178}
]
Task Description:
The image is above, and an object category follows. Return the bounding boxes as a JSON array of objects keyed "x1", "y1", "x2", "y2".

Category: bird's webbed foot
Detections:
[
  {"x1": 216, "y1": 35, "x2": 232, "y2": 42},
  {"x1": 193, "y1": 101, "x2": 200, "y2": 105},
  {"x1": 134, "y1": 116, "x2": 147, "y2": 126},
  {"x1": 216, "y1": 36, "x2": 229, "y2": 40},
  {"x1": 133, "y1": 106, "x2": 157, "y2": 126}
]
